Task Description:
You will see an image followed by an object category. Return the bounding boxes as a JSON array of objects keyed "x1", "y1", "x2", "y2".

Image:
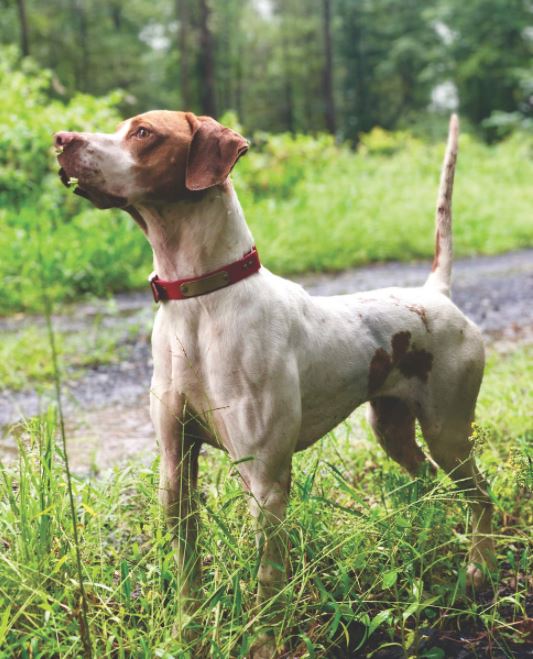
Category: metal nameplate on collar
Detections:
[{"x1": 180, "y1": 270, "x2": 230, "y2": 297}]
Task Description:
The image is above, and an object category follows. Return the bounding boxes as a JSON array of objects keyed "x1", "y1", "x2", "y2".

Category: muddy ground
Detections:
[{"x1": 1, "y1": 248, "x2": 532, "y2": 472}]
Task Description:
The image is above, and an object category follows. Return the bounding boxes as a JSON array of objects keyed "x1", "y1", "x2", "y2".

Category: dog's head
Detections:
[{"x1": 54, "y1": 111, "x2": 249, "y2": 208}]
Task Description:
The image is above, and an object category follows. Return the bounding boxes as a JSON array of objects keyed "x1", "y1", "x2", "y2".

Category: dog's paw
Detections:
[
  {"x1": 466, "y1": 562, "x2": 486, "y2": 588},
  {"x1": 467, "y1": 540, "x2": 497, "y2": 588},
  {"x1": 171, "y1": 619, "x2": 196, "y2": 644},
  {"x1": 466, "y1": 557, "x2": 496, "y2": 589}
]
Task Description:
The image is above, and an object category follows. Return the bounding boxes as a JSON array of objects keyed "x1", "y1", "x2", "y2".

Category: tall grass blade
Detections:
[{"x1": 37, "y1": 231, "x2": 93, "y2": 657}]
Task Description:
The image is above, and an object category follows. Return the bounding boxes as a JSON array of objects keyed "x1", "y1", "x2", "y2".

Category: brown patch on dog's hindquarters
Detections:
[
  {"x1": 391, "y1": 331, "x2": 411, "y2": 361},
  {"x1": 368, "y1": 348, "x2": 392, "y2": 394},
  {"x1": 369, "y1": 397, "x2": 429, "y2": 476},
  {"x1": 368, "y1": 331, "x2": 433, "y2": 394},
  {"x1": 398, "y1": 349, "x2": 433, "y2": 382}
]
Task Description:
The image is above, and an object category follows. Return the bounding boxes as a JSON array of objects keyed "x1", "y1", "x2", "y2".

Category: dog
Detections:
[{"x1": 55, "y1": 112, "x2": 495, "y2": 657}]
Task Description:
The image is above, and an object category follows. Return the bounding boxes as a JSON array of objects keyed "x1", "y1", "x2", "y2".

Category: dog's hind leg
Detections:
[
  {"x1": 419, "y1": 356, "x2": 495, "y2": 586},
  {"x1": 367, "y1": 397, "x2": 435, "y2": 477},
  {"x1": 423, "y1": 417, "x2": 495, "y2": 586},
  {"x1": 422, "y1": 413, "x2": 495, "y2": 586}
]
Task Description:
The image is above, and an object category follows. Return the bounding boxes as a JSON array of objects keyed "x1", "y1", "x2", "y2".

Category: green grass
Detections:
[
  {"x1": 1, "y1": 130, "x2": 532, "y2": 315},
  {"x1": 240, "y1": 132, "x2": 533, "y2": 273},
  {"x1": 0, "y1": 322, "x2": 138, "y2": 391},
  {"x1": 0, "y1": 343, "x2": 531, "y2": 657}
]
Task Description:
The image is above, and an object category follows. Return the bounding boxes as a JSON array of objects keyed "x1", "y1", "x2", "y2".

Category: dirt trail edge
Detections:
[{"x1": 1, "y1": 249, "x2": 532, "y2": 471}]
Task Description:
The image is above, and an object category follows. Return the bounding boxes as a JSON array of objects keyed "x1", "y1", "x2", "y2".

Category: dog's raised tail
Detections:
[{"x1": 425, "y1": 113, "x2": 459, "y2": 297}]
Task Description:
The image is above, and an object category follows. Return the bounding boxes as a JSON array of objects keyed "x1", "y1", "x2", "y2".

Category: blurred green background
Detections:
[{"x1": 0, "y1": 0, "x2": 532, "y2": 314}]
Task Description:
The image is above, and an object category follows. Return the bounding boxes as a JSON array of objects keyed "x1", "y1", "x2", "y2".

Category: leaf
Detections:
[
  {"x1": 0, "y1": 605, "x2": 11, "y2": 646},
  {"x1": 368, "y1": 609, "x2": 392, "y2": 637},
  {"x1": 120, "y1": 559, "x2": 131, "y2": 603},
  {"x1": 327, "y1": 607, "x2": 342, "y2": 640},
  {"x1": 300, "y1": 634, "x2": 315, "y2": 657},
  {"x1": 402, "y1": 601, "x2": 420, "y2": 621},
  {"x1": 382, "y1": 570, "x2": 398, "y2": 589},
  {"x1": 231, "y1": 456, "x2": 255, "y2": 466},
  {"x1": 422, "y1": 647, "x2": 446, "y2": 659},
  {"x1": 82, "y1": 502, "x2": 97, "y2": 516}
]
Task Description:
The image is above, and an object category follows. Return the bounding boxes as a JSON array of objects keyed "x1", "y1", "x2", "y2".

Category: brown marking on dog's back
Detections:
[
  {"x1": 391, "y1": 295, "x2": 431, "y2": 333},
  {"x1": 368, "y1": 331, "x2": 433, "y2": 394},
  {"x1": 405, "y1": 303, "x2": 430, "y2": 332}
]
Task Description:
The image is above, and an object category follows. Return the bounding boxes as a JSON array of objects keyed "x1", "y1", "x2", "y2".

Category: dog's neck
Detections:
[{"x1": 132, "y1": 183, "x2": 254, "y2": 280}]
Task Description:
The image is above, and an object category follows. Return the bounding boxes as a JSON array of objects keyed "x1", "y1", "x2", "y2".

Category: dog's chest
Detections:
[{"x1": 151, "y1": 302, "x2": 265, "y2": 412}]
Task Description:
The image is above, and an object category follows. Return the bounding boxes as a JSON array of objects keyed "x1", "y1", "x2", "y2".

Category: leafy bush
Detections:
[
  {"x1": 1, "y1": 52, "x2": 532, "y2": 315},
  {"x1": 0, "y1": 48, "x2": 150, "y2": 313},
  {"x1": 0, "y1": 47, "x2": 122, "y2": 209},
  {"x1": 241, "y1": 131, "x2": 341, "y2": 199},
  {"x1": 358, "y1": 126, "x2": 421, "y2": 155}
]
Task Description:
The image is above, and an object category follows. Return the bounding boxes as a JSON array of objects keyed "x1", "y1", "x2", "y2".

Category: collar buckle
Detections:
[{"x1": 148, "y1": 272, "x2": 167, "y2": 303}]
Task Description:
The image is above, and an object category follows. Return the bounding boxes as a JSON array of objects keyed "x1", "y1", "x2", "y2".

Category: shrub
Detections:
[
  {"x1": 0, "y1": 46, "x2": 122, "y2": 210},
  {"x1": 0, "y1": 51, "x2": 532, "y2": 315}
]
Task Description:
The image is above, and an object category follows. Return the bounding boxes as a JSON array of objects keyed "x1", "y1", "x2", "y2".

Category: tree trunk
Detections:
[
  {"x1": 235, "y1": 38, "x2": 243, "y2": 121},
  {"x1": 16, "y1": 0, "x2": 30, "y2": 56},
  {"x1": 322, "y1": 0, "x2": 336, "y2": 133},
  {"x1": 71, "y1": 0, "x2": 89, "y2": 91},
  {"x1": 198, "y1": 0, "x2": 217, "y2": 117},
  {"x1": 79, "y1": 4, "x2": 89, "y2": 92},
  {"x1": 110, "y1": 2, "x2": 122, "y2": 31},
  {"x1": 176, "y1": 0, "x2": 192, "y2": 108},
  {"x1": 280, "y1": 26, "x2": 295, "y2": 133}
]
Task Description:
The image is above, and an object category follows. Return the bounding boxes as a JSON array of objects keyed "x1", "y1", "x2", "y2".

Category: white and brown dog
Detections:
[{"x1": 55, "y1": 112, "x2": 494, "y2": 656}]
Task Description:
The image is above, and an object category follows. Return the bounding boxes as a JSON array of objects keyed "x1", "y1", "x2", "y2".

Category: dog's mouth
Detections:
[{"x1": 58, "y1": 166, "x2": 128, "y2": 210}]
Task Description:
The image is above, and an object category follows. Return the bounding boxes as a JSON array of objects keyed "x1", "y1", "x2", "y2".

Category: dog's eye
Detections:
[{"x1": 134, "y1": 127, "x2": 150, "y2": 139}]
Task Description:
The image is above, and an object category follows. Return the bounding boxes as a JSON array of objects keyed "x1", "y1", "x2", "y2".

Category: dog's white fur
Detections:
[{"x1": 55, "y1": 113, "x2": 494, "y2": 657}]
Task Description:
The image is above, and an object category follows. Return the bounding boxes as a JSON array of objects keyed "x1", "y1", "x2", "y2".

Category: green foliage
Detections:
[
  {"x1": 336, "y1": 0, "x2": 443, "y2": 137},
  {"x1": 442, "y1": 0, "x2": 532, "y2": 137},
  {"x1": 239, "y1": 129, "x2": 533, "y2": 274},
  {"x1": 1, "y1": 1, "x2": 531, "y2": 138},
  {"x1": 0, "y1": 55, "x2": 531, "y2": 315},
  {"x1": 0, "y1": 323, "x2": 130, "y2": 391},
  {"x1": 0, "y1": 344, "x2": 530, "y2": 655},
  {"x1": 0, "y1": 47, "x2": 122, "y2": 209},
  {"x1": 0, "y1": 50, "x2": 150, "y2": 314},
  {"x1": 358, "y1": 126, "x2": 421, "y2": 155},
  {"x1": 0, "y1": 203, "x2": 150, "y2": 315}
]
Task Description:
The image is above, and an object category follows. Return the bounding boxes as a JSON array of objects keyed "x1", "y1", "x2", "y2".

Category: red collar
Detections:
[{"x1": 148, "y1": 246, "x2": 261, "y2": 302}]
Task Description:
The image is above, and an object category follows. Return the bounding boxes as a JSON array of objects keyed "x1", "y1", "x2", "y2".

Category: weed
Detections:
[{"x1": 0, "y1": 345, "x2": 531, "y2": 656}]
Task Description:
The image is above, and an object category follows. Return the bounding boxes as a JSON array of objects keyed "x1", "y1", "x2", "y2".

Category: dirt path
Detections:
[{"x1": 1, "y1": 249, "x2": 532, "y2": 471}]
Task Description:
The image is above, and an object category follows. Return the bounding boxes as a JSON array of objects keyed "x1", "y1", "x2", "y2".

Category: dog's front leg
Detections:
[
  {"x1": 249, "y1": 471, "x2": 291, "y2": 604},
  {"x1": 244, "y1": 466, "x2": 292, "y2": 659},
  {"x1": 151, "y1": 389, "x2": 202, "y2": 609}
]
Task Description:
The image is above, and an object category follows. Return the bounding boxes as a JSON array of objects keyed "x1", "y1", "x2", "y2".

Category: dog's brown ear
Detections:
[{"x1": 185, "y1": 114, "x2": 249, "y2": 191}]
